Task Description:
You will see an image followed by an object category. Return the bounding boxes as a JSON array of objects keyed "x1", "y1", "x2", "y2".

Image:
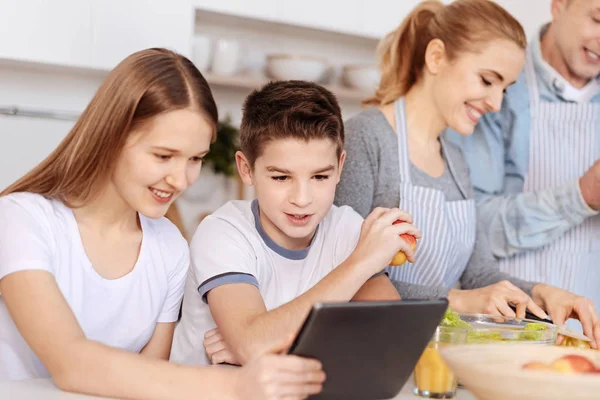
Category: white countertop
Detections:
[{"x1": 0, "y1": 378, "x2": 477, "y2": 400}]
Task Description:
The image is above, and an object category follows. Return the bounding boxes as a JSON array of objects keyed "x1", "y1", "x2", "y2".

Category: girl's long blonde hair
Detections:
[
  {"x1": 364, "y1": 0, "x2": 527, "y2": 106},
  {"x1": 1, "y1": 48, "x2": 218, "y2": 207}
]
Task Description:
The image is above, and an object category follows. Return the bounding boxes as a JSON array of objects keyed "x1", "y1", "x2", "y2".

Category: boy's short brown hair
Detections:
[{"x1": 239, "y1": 80, "x2": 344, "y2": 168}]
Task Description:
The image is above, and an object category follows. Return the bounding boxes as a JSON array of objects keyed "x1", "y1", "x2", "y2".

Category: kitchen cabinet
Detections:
[
  {"x1": 278, "y1": 0, "x2": 362, "y2": 36},
  {"x1": 0, "y1": 0, "x2": 93, "y2": 67},
  {"x1": 358, "y1": 0, "x2": 549, "y2": 40},
  {"x1": 0, "y1": 115, "x2": 74, "y2": 191},
  {"x1": 192, "y1": 0, "x2": 280, "y2": 21},
  {"x1": 91, "y1": 0, "x2": 193, "y2": 70},
  {"x1": 361, "y1": 0, "x2": 550, "y2": 41},
  {"x1": 493, "y1": 0, "x2": 551, "y2": 39},
  {"x1": 194, "y1": 0, "x2": 365, "y2": 38},
  {"x1": 359, "y1": 0, "x2": 423, "y2": 39}
]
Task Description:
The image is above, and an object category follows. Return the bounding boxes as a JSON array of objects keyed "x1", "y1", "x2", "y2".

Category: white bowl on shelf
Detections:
[
  {"x1": 265, "y1": 54, "x2": 329, "y2": 82},
  {"x1": 211, "y1": 39, "x2": 241, "y2": 76},
  {"x1": 342, "y1": 64, "x2": 380, "y2": 92},
  {"x1": 192, "y1": 35, "x2": 212, "y2": 72}
]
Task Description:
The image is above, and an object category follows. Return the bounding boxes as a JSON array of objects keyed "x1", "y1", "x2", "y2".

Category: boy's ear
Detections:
[
  {"x1": 336, "y1": 150, "x2": 346, "y2": 184},
  {"x1": 236, "y1": 151, "x2": 254, "y2": 186}
]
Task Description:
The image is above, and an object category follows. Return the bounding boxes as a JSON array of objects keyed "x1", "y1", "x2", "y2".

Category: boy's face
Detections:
[{"x1": 237, "y1": 138, "x2": 345, "y2": 250}]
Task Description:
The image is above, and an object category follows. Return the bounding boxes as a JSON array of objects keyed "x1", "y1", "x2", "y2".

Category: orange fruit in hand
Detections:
[{"x1": 390, "y1": 220, "x2": 418, "y2": 266}]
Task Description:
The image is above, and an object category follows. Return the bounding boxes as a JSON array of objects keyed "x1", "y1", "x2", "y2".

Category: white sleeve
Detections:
[
  {"x1": 333, "y1": 207, "x2": 388, "y2": 278},
  {"x1": 158, "y1": 239, "x2": 190, "y2": 323},
  {"x1": 190, "y1": 216, "x2": 258, "y2": 303},
  {"x1": 333, "y1": 207, "x2": 363, "y2": 267},
  {"x1": 0, "y1": 195, "x2": 55, "y2": 285}
]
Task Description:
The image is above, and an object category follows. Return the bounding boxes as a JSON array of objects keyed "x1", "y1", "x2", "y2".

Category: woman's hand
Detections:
[
  {"x1": 532, "y1": 284, "x2": 600, "y2": 349},
  {"x1": 449, "y1": 280, "x2": 547, "y2": 319}
]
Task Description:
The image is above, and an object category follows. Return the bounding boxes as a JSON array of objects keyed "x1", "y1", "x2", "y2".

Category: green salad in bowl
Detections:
[{"x1": 439, "y1": 309, "x2": 557, "y2": 345}]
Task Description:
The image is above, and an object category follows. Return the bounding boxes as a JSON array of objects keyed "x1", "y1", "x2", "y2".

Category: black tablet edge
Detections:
[
  {"x1": 287, "y1": 298, "x2": 449, "y2": 355},
  {"x1": 288, "y1": 306, "x2": 317, "y2": 354}
]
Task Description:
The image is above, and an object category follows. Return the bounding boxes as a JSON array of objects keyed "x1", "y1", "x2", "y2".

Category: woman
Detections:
[
  {"x1": 335, "y1": 0, "x2": 600, "y2": 346},
  {"x1": 0, "y1": 48, "x2": 325, "y2": 399}
]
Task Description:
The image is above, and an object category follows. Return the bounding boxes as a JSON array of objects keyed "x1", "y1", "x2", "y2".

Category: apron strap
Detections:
[
  {"x1": 394, "y1": 98, "x2": 413, "y2": 183},
  {"x1": 440, "y1": 135, "x2": 470, "y2": 200}
]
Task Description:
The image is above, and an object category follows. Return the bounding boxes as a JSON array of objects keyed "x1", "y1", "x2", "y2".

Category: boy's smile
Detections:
[
  {"x1": 284, "y1": 212, "x2": 314, "y2": 227},
  {"x1": 238, "y1": 138, "x2": 345, "y2": 251}
]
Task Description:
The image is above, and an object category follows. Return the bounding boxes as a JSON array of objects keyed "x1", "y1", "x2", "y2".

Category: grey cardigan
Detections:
[{"x1": 334, "y1": 108, "x2": 536, "y2": 299}]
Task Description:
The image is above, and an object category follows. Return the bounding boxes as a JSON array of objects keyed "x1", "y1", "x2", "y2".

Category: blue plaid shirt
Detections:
[{"x1": 447, "y1": 25, "x2": 600, "y2": 258}]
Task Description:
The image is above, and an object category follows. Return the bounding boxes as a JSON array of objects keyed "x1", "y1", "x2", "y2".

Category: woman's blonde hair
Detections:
[
  {"x1": 1, "y1": 48, "x2": 218, "y2": 206},
  {"x1": 364, "y1": 0, "x2": 527, "y2": 106}
]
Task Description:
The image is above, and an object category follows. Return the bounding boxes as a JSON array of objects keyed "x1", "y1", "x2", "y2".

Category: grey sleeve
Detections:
[
  {"x1": 334, "y1": 119, "x2": 377, "y2": 219},
  {"x1": 198, "y1": 272, "x2": 259, "y2": 304},
  {"x1": 335, "y1": 110, "x2": 401, "y2": 217},
  {"x1": 460, "y1": 218, "x2": 537, "y2": 296},
  {"x1": 392, "y1": 279, "x2": 450, "y2": 300}
]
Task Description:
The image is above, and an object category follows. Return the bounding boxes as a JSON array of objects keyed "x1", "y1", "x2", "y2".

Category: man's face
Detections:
[{"x1": 552, "y1": 0, "x2": 600, "y2": 82}]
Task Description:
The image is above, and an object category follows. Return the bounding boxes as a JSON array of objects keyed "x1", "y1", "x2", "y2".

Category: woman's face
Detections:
[
  {"x1": 430, "y1": 38, "x2": 526, "y2": 135},
  {"x1": 111, "y1": 108, "x2": 214, "y2": 219}
]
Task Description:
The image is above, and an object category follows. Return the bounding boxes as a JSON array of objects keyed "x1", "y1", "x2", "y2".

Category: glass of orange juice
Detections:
[{"x1": 413, "y1": 326, "x2": 468, "y2": 398}]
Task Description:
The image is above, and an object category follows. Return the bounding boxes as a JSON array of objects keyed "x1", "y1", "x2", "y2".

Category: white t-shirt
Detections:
[
  {"x1": 170, "y1": 199, "x2": 365, "y2": 366},
  {"x1": 0, "y1": 193, "x2": 189, "y2": 380}
]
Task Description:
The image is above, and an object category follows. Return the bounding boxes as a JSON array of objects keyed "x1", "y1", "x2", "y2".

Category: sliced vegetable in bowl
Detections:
[
  {"x1": 438, "y1": 309, "x2": 557, "y2": 345},
  {"x1": 560, "y1": 336, "x2": 594, "y2": 350},
  {"x1": 440, "y1": 309, "x2": 471, "y2": 329}
]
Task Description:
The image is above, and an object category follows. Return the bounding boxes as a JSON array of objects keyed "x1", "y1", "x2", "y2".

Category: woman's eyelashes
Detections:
[
  {"x1": 481, "y1": 76, "x2": 507, "y2": 94},
  {"x1": 481, "y1": 76, "x2": 492, "y2": 87}
]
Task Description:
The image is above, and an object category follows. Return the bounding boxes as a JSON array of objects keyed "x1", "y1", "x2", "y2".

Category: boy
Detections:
[{"x1": 171, "y1": 81, "x2": 420, "y2": 366}]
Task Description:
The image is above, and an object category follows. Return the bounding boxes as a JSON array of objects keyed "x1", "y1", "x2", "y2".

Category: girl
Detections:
[
  {"x1": 0, "y1": 48, "x2": 325, "y2": 399},
  {"x1": 335, "y1": 0, "x2": 600, "y2": 346}
]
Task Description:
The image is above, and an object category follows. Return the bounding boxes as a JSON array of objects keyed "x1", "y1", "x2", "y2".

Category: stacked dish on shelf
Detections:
[{"x1": 264, "y1": 54, "x2": 380, "y2": 92}]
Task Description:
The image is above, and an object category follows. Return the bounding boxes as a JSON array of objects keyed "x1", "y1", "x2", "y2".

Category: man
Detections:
[{"x1": 450, "y1": 0, "x2": 600, "y2": 333}]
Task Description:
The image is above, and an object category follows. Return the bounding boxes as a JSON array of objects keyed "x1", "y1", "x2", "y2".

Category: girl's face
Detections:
[
  {"x1": 111, "y1": 108, "x2": 213, "y2": 219},
  {"x1": 430, "y1": 38, "x2": 526, "y2": 135}
]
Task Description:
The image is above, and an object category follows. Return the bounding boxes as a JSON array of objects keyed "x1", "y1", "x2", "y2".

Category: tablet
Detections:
[{"x1": 289, "y1": 299, "x2": 449, "y2": 399}]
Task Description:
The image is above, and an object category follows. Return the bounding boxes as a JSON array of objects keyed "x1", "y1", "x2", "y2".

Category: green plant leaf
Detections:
[{"x1": 204, "y1": 115, "x2": 240, "y2": 177}]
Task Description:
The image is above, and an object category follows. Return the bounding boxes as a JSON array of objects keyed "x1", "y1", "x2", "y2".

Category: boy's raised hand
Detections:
[{"x1": 350, "y1": 207, "x2": 421, "y2": 274}]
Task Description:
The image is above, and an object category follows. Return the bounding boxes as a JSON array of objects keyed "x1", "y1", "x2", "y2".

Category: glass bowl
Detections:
[{"x1": 458, "y1": 313, "x2": 558, "y2": 345}]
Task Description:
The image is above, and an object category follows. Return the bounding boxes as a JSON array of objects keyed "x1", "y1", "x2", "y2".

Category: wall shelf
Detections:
[
  {"x1": 193, "y1": 7, "x2": 379, "y2": 107},
  {"x1": 0, "y1": 57, "x2": 108, "y2": 79},
  {"x1": 194, "y1": 9, "x2": 380, "y2": 49},
  {"x1": 203, "y1": 73, "x2": 371, "y2": 102},
  {"x1": 0, "y1": 57, "x2": 372, "y2": 105}
]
